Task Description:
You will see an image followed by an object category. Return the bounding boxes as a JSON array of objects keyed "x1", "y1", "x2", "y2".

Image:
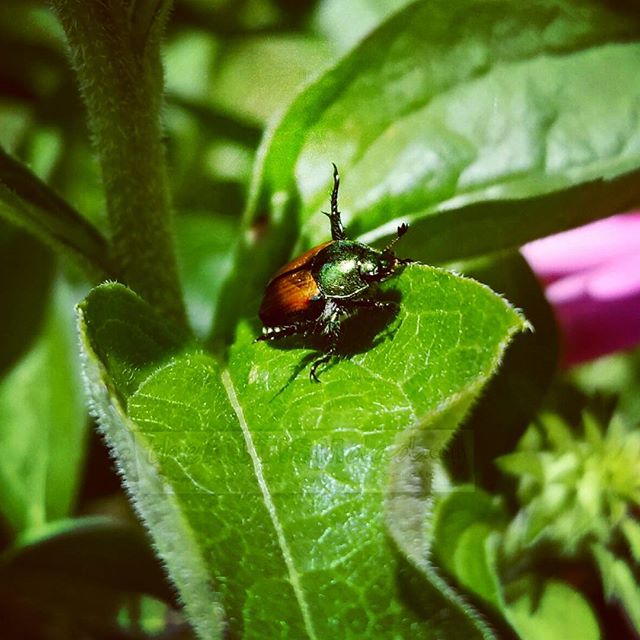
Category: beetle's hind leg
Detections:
[{"x1": 256, "y1": 321, "x2": 315, "y2": 342}]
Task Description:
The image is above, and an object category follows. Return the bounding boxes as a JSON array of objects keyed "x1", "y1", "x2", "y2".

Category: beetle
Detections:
[{"x1": 257, "y1": 164, "x2": 412, "y2": 382}]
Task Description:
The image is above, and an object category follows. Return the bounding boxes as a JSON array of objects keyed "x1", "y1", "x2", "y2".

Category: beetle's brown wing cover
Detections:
[
  {"x1": 259, "y1": 242, "x2": 331, "y2": 327},
  {"x1": 270, "y1": 241, "x2": 332, "y2": 278}
]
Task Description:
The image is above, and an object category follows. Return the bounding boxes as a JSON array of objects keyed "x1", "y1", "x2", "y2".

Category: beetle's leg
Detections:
[
  {"x1": 322, "y1": 163, "x2": 346, "y2": 241},
  {"x1": 310, "y1": 336, "x2": 338, "y2": 383},
  {"x1": 310, "y1": 314, "x2": 341, "y2": 382},
  {"x1": 381, "y1": 223, "x2": 410, "y2": 254},
  {"x1": 257, "y1": 321, "x2": 315, "y2": 342},
  {"x1": 310, "y1": 352, "x2": 333, "y2": 383}
]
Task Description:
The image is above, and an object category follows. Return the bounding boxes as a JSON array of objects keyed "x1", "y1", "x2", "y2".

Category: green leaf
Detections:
[
  {"x1": 78, "y1": 266, "x2": 525, "y2": 639},
  {"x1": 211, "y1": 35, "x2": 334, "y2": 125},
  {"x1": 621, "y1": 518, "x2": 640, "y2": 564},
  {"x1": 431, "y1": 487, "x2": 505, "y2": 607},
  {"x1": 0, "y1": 279, "x2": 87, "y2": 534},
  {"x1": 505, "y1": 577, "x2": 601, "y2": 640},
  {"x1": 0, "y1": 225, "x2": 54, "y2": 377},
  {"x1": 444, "y1": 251, "x2": 558, "y2": 488},
  {"x1": 592, "y1": 543, "x2": 640, "y2": 633},
  {"x1": 453, "y1": 525, "x2": 502, "y2": 607},
  {"x1": 0, "y1": 145, "x2": 111, "y2": 281},
  {"x1": 495, "y1": 450, "x2": 546, "y2": 482},
  {"x1": 214, "y1": 0, "x2": 640, "y2": 340},
  {"x1": 570, "y1": 346, "x2": 640, "y2": 427},
  {"x1": 432, "y1": 486, "x2": 505, "y2": 581},
  {"x1": 432, "y1": 489, "x2": 601, "y2": 640},
  {"x1": 175, "y1": 213, "x2": 238, "y2": 338},
  {"x1": 314, "y1": 0, "x2": 414, "y2": 53}
]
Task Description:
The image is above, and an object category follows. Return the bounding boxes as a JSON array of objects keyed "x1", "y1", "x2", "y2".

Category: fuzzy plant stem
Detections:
[{"x1": 52, "y1": 0, "x2": 187, "y2": 326}]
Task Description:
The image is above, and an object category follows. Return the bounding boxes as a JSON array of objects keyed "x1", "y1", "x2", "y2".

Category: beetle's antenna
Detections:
[
  {"x1": 383, "y1": 223, "x2": 409, "y2": 253},
  {"x1": 331, "y1": 163, "x2": 340, "y2": 216},
  {"x1": 323, "y1": 163, "x2": 346, "y2": 241}
]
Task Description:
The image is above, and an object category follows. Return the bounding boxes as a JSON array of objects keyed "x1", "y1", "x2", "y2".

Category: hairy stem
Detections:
[{"x1": 52, "y1": 0, "x2": 186, "y2": 325}]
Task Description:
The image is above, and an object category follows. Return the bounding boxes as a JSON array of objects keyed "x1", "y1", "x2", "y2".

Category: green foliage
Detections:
[
  {"x1": 432, "y1": 488, "x2": 601, "y2": 640},
  {"x1": 434, "y1": 407, "x2": 640, "y2": 638},
  {"x1": 0, "y1": 279, "x2": 86, "y2": 534},
  {"x1": 444, "y1": 251, "x2": 559, "y2": 487},
  {"x1": 0, "y1": 225, "x2": 53, "y2": 377},
  {"x1": 78, "y1": 271, "x2": 525, "y2": 638},
  {"x1": 0, "y1": 147, "x2": 111, "y2": 281},
  {"x1": 593, "y1": 544, "x2": 640, "y2": 632},
  {"x1": 214, "y1": 0, "x2": 640, "y2": 340},
  {"x1": 0, "y1": 517, "x2": 178, "y2": 637},
  {"x1": 499, "y1": 412, "x2": 640, "y2": 556},
  {"x1": 0, "y1": 0, "x2": 639, "y2": 638},
  {"x1": 505, "y1": 578, "x2": 601, "y2": 640}
]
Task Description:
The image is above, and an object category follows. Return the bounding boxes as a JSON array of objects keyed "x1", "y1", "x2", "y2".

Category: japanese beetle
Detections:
[{"x1": 258, "y1": 164, "x2": 412, "y2": 382}]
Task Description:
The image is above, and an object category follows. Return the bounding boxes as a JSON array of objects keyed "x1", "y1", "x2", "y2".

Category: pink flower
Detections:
[{"x1": 522, "y1": 213, "x2": 640, "y2": 365}]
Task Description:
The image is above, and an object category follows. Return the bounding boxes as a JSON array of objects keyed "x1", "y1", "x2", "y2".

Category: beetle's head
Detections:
[{"x1": 360, "y1": 223, "x2": 413, "y2": 283}]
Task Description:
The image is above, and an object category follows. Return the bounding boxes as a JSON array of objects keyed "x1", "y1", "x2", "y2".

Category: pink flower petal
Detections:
[
  {"x1": 523, "y1": 211, "x2": 640, "y2": 364},
  {"x1": 522, "y1": 212, "x2": 640, "y2": 281},
  {"x1": 587, "y1": 254, "x2": 640, "y2": 300},
  {"x1": 551, "y1": 285, "x2": 640, "y2": 365}
]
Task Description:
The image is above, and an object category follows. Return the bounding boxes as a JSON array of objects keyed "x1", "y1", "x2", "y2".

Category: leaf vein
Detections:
[{"x1": 221, "y1": 369, "x2": 318, "y2": 640}]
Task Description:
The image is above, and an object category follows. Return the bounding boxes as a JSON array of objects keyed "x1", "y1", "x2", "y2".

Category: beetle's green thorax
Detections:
[{"x1": 312, "y1": 240, "x2": 397, "y2": 298}]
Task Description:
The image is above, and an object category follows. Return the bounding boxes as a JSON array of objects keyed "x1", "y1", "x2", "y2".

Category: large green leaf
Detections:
[
  {"x1": 213, "y1": 0, "x2": 640, "y2": 340},
  {"x1": 0, "y1": 278, "x2": 87, "y2": 534},
  {"x1": 78, "y1": 267, "x2": 525, "y2": 639}
]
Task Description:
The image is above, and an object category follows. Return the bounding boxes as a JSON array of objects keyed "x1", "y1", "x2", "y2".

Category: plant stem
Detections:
[{"x1": 52, "y1": 0, "x2": 186, "y2": 326}]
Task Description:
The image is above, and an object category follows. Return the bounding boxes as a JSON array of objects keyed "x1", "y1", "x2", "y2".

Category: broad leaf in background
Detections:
[
  {"x1": 78, "y1": 267, "x2": 525, "y2": 639},
  {"x1": 0, "y1": 278, "x2": 86, "y2": 534},
  {"x1": 213, "y1": 0, "x2": 640, "y2": 340},
  {"x1": 0, "y1": 225, "x2": 53, "y2": 377},
  {"x1": 313, "y1": 0, "x2": 413, "y2": 53},
  {"x1": 211, "y1": 35, "x2": 334, "y2": 126},
  {"x1": 505, "y1": 577, "x2": 601, "y2": 640},
  {"x1": 175, "y1": 213, "x2": 237, "y2": 337},
  {"x1": 432, "y1": 488, "x2": 601, "y2": 640}
]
